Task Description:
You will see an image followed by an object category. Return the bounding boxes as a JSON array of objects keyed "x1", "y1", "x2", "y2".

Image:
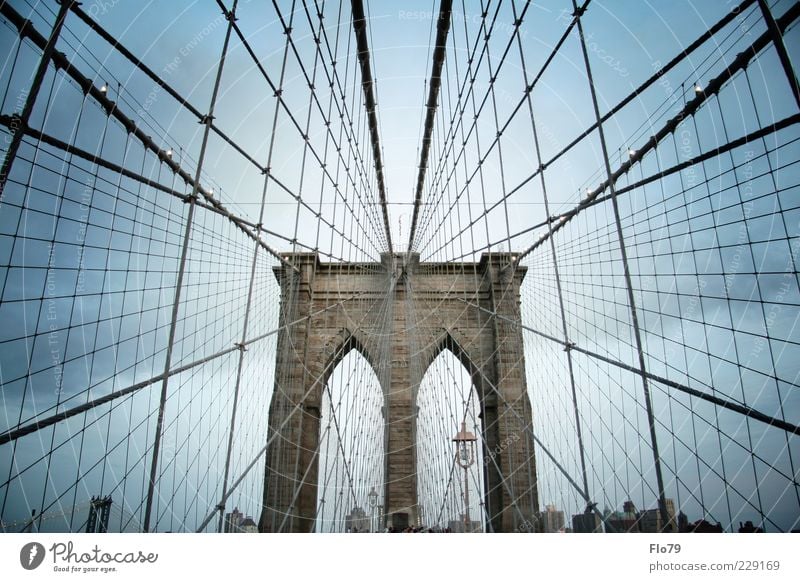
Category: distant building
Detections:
[
  {"x1": 540, "y1": 504, "x2": 565, "y2": 533},
  {"x1": 639, "y1": 510, "x2": 661, "y2": 532},
  {"x1": 607, "y1": 500, "x2": 639, "y2": 532},
  {"x1": 605, "y1": 498, "x2": 677, "y2": 532},
  {"x1": 224, "y1": 507, "x2": 258, "y2": 533},
  {"x1": 665, "y1": 499, "x2": 676, "y2": 530},
  {"x1": 738, "y1": 521, "x2": 764, "y2": 533},
  {"x1": 639, "y1": 499, "x2": 676, "y2": 532},
  {"x1": 224, "y1": 507, "x2": 244, "y2": 533},
  {"x1": 447, "y1": 515, "x2": 481, "y2": 533},
  {"x1": 345, "y1": 506, "x2": 370, "y2": 532},
  {"x1": 572, "y1": 510, "x2": 602, "y2": 533},
  {"x1": 677, "y1": 511, "x2": 689, "y2": 532}
]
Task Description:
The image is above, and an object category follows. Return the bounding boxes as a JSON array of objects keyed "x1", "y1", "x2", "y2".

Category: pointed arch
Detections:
[
  {"x1": 263, "y1": 252, "x2": 537, "y2": 532},
  {"x1": 421, "y1": 329, "x2": 485, "y2": 401},
  {"x1": 315, "y1": 339, "x2": 384, "y2": 532},
  {"x1": 319, "y1": 327, "x2": 381, "y2": 390},
  {"x1": 415, "y1": 334, "x2": 487, "y2": 532}
]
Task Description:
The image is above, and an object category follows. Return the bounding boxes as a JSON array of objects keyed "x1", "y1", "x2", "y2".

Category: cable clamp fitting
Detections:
[{"x1": 7, "y1": 113, "x2": 25, "y2": 132}]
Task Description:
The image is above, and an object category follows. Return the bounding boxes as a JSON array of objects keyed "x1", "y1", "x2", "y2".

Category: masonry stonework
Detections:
[{"x1": 259, "y1": 252, "x2": 538, "y2": 532}]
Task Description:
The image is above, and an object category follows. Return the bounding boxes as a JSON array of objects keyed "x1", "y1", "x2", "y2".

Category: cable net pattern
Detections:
[{"x1": 0, "y1": 0, "x2": 798, "y2": 533}]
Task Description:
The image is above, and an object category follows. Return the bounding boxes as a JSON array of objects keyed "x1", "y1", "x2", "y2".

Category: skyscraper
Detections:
[
  {"x1": 224, "y1": 507, "x2": 258, "y2": 533},
  {"x1": 540, "y1": 504, "x2": 565, "y2": 533},
  {"x1": 640, "y1": 499, "x2": 677, "y2": 532}
]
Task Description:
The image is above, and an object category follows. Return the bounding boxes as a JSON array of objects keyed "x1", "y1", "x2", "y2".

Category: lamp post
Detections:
[
  {"x1": 453, "y1": 421, "x2": 477, "y2": 532},
  {"x1": 368, "y1": 486, "x2": 378, "y2": 532}
]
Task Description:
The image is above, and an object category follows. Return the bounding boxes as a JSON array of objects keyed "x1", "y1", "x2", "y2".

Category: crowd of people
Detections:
[
  {"x1": 345, "y1": 525, "x2": 457, "y2": 532},
  {"x1": 384, "y1": 525, "x2": 454, "y2": 533}
]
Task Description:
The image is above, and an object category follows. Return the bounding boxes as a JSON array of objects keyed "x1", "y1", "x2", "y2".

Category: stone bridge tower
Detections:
[{"x1": 258, "y1": 252, "x2": 538, "y2": 532}]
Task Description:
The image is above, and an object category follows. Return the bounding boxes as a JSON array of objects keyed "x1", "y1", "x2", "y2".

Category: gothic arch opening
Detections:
[
  {"x1": 315, "y1": 347, "x2": 384, "y2": 532},
  {"x1": 262, "y1": 253, "x2": 537, "y2": 532},
  {"x1": 416, "y1": 347, "x2": 486, "y2": 532}
]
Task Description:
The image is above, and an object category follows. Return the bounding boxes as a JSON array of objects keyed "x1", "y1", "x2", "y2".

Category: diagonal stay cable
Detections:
[
  {"x1": 405, "y1": 275, "x2": 544, "y2": 526},
  {"x1": 67, "y1": 0, "x2": 389, "y2": 257},
  {"x1": 0, "y1": 286, "x2": 375, "y2": 446},
  {"x1": 350, "y1": 0, "x2": 394, "y2": 253},
  {"x1": 275, "y1": 275, "x2": 395, "y2": 531},
  {"x1": 513, "y1": 1, "x2": 800, "y2": 267},
  {"x1": 438, "y1": 288, "x2": 800, "y2": 436},
  {"x1": 195, "y1": 267, "x2": 396, "y2": 532},
  {"x1": 415, "y1": 0, "x2": 761, "y2": 259},
  {"x1": 212, "y1": 0, "x2": 387, "y2": 257},
  {"x1": 271, "y1": 0, "x2": 390, "y2": 253},
  {"x1": 407, "y1": 0, "x2": 453, "y2": 251}
]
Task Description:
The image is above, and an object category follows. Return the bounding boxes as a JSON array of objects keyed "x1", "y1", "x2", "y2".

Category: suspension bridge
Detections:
[{"x1": 0, "y1": 0, "x2": 798, "y2": 534}]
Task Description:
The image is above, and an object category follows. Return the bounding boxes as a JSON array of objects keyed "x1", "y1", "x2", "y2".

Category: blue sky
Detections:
[{"x1": 0, "y1": 0, "x2": 798, "y2": 532}]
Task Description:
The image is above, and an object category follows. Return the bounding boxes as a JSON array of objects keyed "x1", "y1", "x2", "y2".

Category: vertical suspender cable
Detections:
[
  {"x1": 143, "y1": 0, "x2": 239, "y2": 532},
  {"x1": 570, "y1": 0, "x2": 670, "y2": 531}
]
